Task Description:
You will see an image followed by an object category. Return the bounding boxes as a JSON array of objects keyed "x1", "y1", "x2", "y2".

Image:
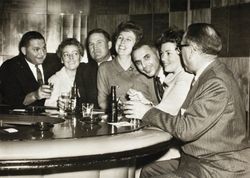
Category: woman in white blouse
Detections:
[{"x1": 45, "y1": 38, "x2": 83, "y2": 107}]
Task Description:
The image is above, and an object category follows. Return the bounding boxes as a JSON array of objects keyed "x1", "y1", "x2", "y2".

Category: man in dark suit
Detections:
[
  {"x1": 125, "y1": 23, "x2": 250, "y2": 178},
  {"x1": 0, "y1": 31, "x2": 62, "y2": 107},
  {"x1": 75, "y1": 57, "x2": 98, "y2": 108}
]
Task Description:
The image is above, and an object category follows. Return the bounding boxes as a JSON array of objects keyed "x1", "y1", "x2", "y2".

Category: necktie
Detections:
[
  {"x1": 35, "y1": 65, "x2": 43, "y2": 85},
  {"x1": 154, "y1": 76, "x2": 164, "y2": 102}
]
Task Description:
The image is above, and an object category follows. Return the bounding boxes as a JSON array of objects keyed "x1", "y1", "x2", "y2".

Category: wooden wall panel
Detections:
[
  {"x1": 0, "y1": 14, "x2": 2, "y2": 60},
  {"x1": 153, "y1": 0, "x2": 169, "y2": 14},
  {"x1": 211, "y1": 7, "x2": 230, "y2": 57},
  {"x1": 62, "y1": 14, "x2": 74, "y2": 39},
  {"x1": 80, "y1": 15, "x2": 88, "y2": 43},
  {"x1": 61, "y1": 0, "x2": 90, "y2": 14},
  {"x1": 73, "y1": 14, "x2": 81, "y2": 41},
  {"x1": 47, "y1": 0, "x2": 62, "y2": 14},
  {"x1": 190, "y1": 0, "x2": 210, "y2": 9},
  {"x1": 129, "y1": 0, "x2": 168, "y2": 14},
  {"x1": 219, "y1": 57, "x2": 249, "y2": 111},
  {"x1": 170, "y1": 0, "x2": 187, "y2": 11},
  {"x1": 87, "y1": 15, "x2": 129, "y2": 37},
  {"x1": 130, "y1": 14, "x2": 153, "y2": 43},
  {"x1": 2, "y1": 13, "x2": 46, "y2": 57},
  {"x1": 229, "y1": 3, "x2": 250, "y2": 57},
  {"x1": 1, "y1": 0, "x2": 46, "y2": 14},
  {"x1": 191, "y1": 8, "x2": 211, "y2": 24},
  {"x1": 153, "y1": 14, "x2": 169, "y2": 41},
  {"x1": 169, "y1": 11, "x2": 187, "y2": 30},
  {"x1": 46, "y1": 14, "x2": 62, "y2": 53},
  {"x1": 129, "y1": 0, "x2": 153, "y2": 14},
  {"x1": 212, "y1": 0, "x2": 250, "y2": 7},
  {"x1": 90, "y1": 0, "x2": 129, "y2": 15}
]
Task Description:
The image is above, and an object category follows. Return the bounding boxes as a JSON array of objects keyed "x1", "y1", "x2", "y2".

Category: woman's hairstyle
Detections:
[
  {"x1": 19, "y1": 31, "x2": 45, "y2": 55},
  {"x1": 56, "y1": 38, "x2": 84, "y2": 58},
  {"x1": 115, "y1": 21, "x2": 143, "y2": 45},
  {"x1": 184, "y1": 23, "x2": 222, "y2": 55},
  {"x1": 156, "y1": 27, "x2": 184, "y2": 50}
]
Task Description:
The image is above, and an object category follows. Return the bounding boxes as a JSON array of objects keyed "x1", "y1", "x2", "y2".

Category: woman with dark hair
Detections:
[
  {"x1": 97, "y1": 21, "x2": 158, "y2": 110},
  {"x1": 45, "y1": 38, "x2": 98, "y2": 107}
]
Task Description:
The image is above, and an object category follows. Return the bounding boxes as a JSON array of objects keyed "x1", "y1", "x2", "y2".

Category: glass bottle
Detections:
[
  {"x1": 109, "y1": 86, "x2": 118, "y2": 123},
  {"x1": 70, "y1": 83, "x2": 77, "y2": 113}
]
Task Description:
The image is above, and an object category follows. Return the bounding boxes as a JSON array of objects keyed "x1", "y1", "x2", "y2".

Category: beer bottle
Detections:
[
  {"x1": 70, "y1": 82, "x2": 78, "y2": 113},
  {"x1": 109, "y1": 86, "x2": 118, "y2": 123}
]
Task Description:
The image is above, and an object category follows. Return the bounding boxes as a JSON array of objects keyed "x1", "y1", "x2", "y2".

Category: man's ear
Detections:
[
  {"x1": 108, "y1": 41, "x2": 112, "y2": 50},
  {"x1": 21, "y1": 47, "x2": 26, "y2": 55}
]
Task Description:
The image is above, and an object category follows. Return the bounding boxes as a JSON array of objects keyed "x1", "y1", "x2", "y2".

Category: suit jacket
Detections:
[
  {"x1": 75, "y1": 59, "x2": 98, "y2": 108},
  {"x1": 0, "y1": 53, "x2": 62, "y2": 107},
  {"x1": 143, "y1": 60, "x2": 250, "y2": 177}
]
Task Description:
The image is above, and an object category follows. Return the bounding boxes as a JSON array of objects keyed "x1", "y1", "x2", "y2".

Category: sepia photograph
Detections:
[{"x1": 0, "y1": 0, "x2": 249, "y2": 177}]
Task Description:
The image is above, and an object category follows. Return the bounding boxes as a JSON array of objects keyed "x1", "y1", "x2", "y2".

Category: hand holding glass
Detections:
[{"x1": 58, "y1": 92, "x2": 70, "y2": 115}]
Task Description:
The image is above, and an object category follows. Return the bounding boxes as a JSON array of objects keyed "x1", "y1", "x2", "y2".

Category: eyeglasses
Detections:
[
  {"x1": 178, "y1": 44, "x2": 190, "y2": 50},
  {"x1": 62, "y1": 52, "x2": 79, "y2": 59}
]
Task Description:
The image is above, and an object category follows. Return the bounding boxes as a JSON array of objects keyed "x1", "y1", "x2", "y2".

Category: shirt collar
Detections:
[
  {"x1": 97, "y1": 55, "x2": 113, "y2": 66},
  {"x1": 156, "y1": 67, "x2": 165, "y2": 83},
  {"x1": 194, "y1": 60, "x2": 214, "y2": 82},
  {"x1": 25, "y1": 58, "x2": 42, "y2": 69},
  {"x1": 114, "y1": 57, "x2": 136, "y2": 73}
]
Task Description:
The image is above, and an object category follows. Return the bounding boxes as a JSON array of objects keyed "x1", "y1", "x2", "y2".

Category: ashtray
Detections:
[{"x1": 33, "y1": 122, "x2": 54, "y2": 131}]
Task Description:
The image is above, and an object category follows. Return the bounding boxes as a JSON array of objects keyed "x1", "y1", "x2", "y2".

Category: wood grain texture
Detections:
[
  {"x1": 212, "y1": 0, "x2": 250, "y2": 7},
  {"x1": 229, "y1": 3, "x2": 250, "y2": 57},
  {"x1": 129, "y1": 0, "x2": 153, "y2": 14},
  {"x1": 190, "y1": 8, "x2": 211, "y2": 24},
  {"x1": 211, "y1": 6, "x2": 230, "y2": 57},
  {"x1": 1, "y1": 12, "x2": 46, "y2": 56},
  {"x1": 90, "y1": 0, "x2": 129, "y2": 15},
  {"x1": 61, "y1": 0, "x2": 90, "y2": 14},
  {"x1": 46, "y1": 14, "x2": 62, "y2": 53},
  {"x1": 130, "y1": 14, "x2": 153, "y2": 42},
  {"x1": 153, "y1": 14, "x2": 169, "y2": 41},
  {"x1": 87, "y1": 14, "x2": 129, "y2": 38},
  {"x1": 62, "y1": 14, "x2": 74, "y2": 39},
  {"x1": 47, "y1": 0, "x2": 61, "y2": 14},
  {"x1": 219, "y1": 57, "x2": 249, "y2": 111},
  {"x1": 153, "y1": 0, "x2": 169, "y2": 14},
  {"x1": 0, "y1": 0, "x2": 46, "y2": 14},
  {"x1": 169, "y1": 11, "x2": 187, "y2": 30},
  {"x1": 190, "y1": 0, "x2": 210, "y2": 9},
  {"x1": 170, "y1": 0, "x2": 187, "y2": 11},
  {"x1": 80, "y1": 15, "x2": 88, "y2": 43}
]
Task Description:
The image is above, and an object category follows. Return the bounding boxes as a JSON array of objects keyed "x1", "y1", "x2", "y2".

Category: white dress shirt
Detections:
[{"x1": 25, "y1": 59, "x2": 44, "y2": 83}]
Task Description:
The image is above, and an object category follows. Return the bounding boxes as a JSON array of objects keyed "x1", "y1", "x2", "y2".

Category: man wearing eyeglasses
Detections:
[
  {"x1": 0, "y1": 31, "x2": 62, "y2": 107},
  {"x1": 127, "y1": 23, "x2": 250, "y2": 178}
]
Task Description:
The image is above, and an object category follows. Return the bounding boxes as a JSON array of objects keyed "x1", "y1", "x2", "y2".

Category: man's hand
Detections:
[
  {"x1": 123, "y1": 100, "x2": 152, "y2": 119},
  {"x1": 35, "y1": 85, "x2": 53, "y2": 100},
  {"x1": 127, "y1": 88, "x2": 151, "y2": 104},
  {"x1": 23, "y1": 85, "x2": 52, "y2": 105}
]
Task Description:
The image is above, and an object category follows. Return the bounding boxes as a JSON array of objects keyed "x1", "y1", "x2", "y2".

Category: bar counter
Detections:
[{"x1": 0, "y1": 106, "x2": 172, "y2": 178}]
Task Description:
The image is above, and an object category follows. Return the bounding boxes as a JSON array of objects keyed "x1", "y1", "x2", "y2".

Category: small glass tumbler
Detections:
[
  {"x1": 81, "y1": 103, "x2": 94, "y2": 123},
  {"x1": 59, "y1": 92, "x2": 70, "y2": 115}
]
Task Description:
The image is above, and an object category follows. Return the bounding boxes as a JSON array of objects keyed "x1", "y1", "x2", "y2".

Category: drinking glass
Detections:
[
  {"x1": 59, "y1": 92, "x2": 70, "y2": 115},
  {"x1": 81, "y1": 103, "x2": 94, "y2": 124}
]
